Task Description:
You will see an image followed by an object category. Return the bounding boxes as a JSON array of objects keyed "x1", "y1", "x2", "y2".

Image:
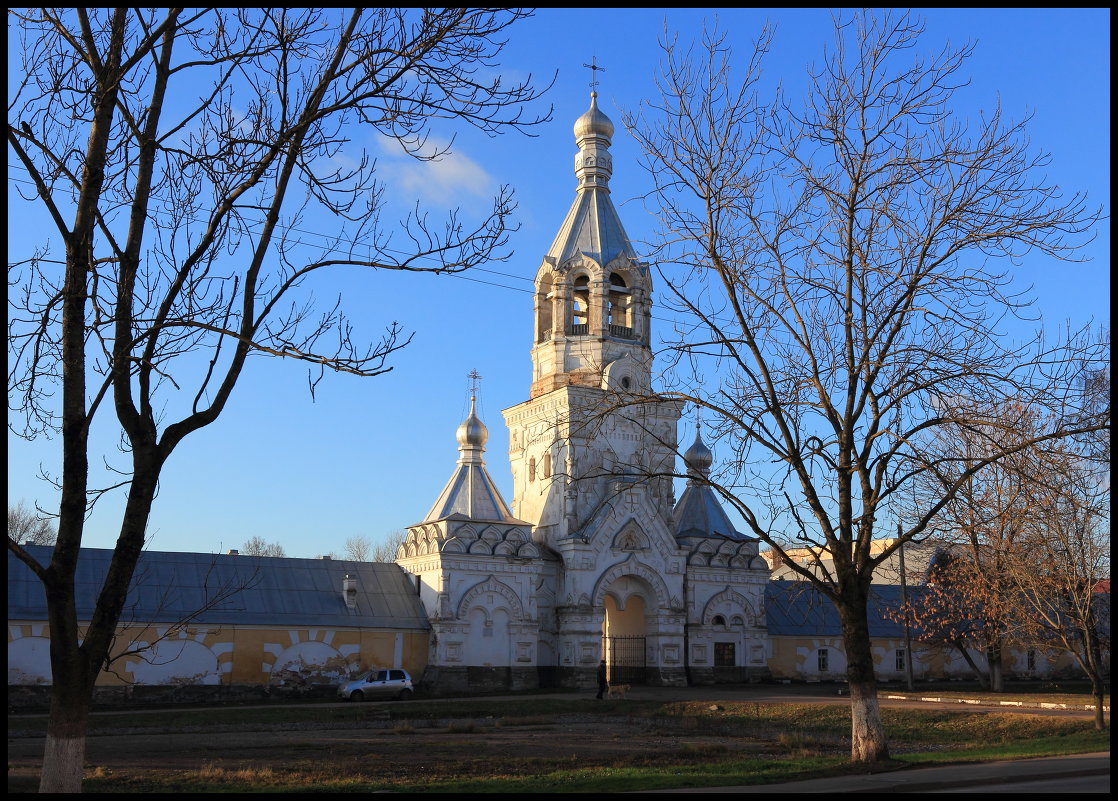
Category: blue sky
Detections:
[{"x1": 7, "y1": 8, "x2": 1110, "y2": 557}]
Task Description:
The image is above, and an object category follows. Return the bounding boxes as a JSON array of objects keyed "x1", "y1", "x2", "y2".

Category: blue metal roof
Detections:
[
  {"x1": 765, "y1": 580, "x2": 907, "y2": 638},
  {"x1": 8, "y1": 546, "x2": 430, "y2": 630}
]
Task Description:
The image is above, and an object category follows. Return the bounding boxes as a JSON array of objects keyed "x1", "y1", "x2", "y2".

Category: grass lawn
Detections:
[{"x1": 9, "y1": 693, "x2": 1109, "y2": 793}]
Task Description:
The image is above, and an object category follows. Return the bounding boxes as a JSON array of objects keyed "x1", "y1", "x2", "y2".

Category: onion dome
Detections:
[
  {"x1": 456, "y1": 396, "x2": 488, "y2": 452},
  {"x1": 573, "y1": 91, "x2": 614, "y2": 143},
  {"x1": 683, "y1": 423, "x2": 713, "y2": 478},
  {"x1": 423, "y1": 394, "x2": 517, "y2": 523}
]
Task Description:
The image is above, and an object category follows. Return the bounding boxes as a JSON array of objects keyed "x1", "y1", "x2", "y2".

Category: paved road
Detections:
[
  {"x1": 645, "y1": 752, "x2": 1111, "y2": 794},
  {"x1": 12, "y1": 681, "x2": 1101, "y2": 721}
]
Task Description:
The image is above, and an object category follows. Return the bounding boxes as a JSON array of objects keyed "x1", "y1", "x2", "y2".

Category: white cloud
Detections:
[{"x1": 374, "y1": 135, "x2": 496, "y2": 207}]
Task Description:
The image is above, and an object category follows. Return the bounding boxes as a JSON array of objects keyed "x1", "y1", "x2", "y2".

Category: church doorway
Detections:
[{"x1": 602, "y1": 591, "x2": 647, "y2": 685}]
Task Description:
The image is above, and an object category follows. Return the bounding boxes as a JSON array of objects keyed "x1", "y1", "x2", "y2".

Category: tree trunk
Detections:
[
  {"x1": 39, "y1": 462, "x2": 162, "y2": 793},
  {"x1": 1084, "y1": 625, "x2": 1107, "y2": 730},
  {"x1": 1091, "y1": 680, "x2": 1106, "y2": 731},
  {"x1": 39, "y1": 676, "x2": 93, "y2": 793},
  {"x1": 951, "y1": 641, "x2": 989, "y2": 689},
  {"x1": 838, "y1": 585, "x2": 890, "y2": 764},
  {"x1": 986, "y1": 644, "x2": 1004, "y2": 692}
]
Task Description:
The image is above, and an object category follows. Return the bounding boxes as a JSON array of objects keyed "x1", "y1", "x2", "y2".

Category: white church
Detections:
[
  {"x1": 394, "y1": 92, "x2": 771, "y2": 692},
  {"x1": 10, "y1": 94, "x2": 1086, "y2": 701}
]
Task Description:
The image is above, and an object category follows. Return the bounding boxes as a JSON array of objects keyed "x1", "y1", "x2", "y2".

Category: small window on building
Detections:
[
  {"x1": 817, "y1": 648, "x2": 829, "y2": 673},
  {"x1": 714, "y1": 642, "x2": 736, "y2": 667},
  {"x1": 542, "y1": 452, "x2": 551, "y2": 478},
  {"x1": 1027, "y1": 649, "x2": 1036, "y2": 672},
  {"x1": 711, "y1": 614, "x2": 726, "y2": 627},
  {"x1": 528, "y1": 457, "x2": 536, "y2": 482},
  {"x1": 895, "y1": 649, "x2": 906, "y2": 672}
]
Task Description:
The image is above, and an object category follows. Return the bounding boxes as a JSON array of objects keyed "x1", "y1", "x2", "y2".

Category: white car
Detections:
[{"x1": 338, "y1": 668, "x2": 414, "y2": 701}]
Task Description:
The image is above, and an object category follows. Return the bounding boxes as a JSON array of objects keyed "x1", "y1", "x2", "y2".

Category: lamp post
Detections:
[{"x1": 898, "y1": 524, "x2": 915, "y2": 691}]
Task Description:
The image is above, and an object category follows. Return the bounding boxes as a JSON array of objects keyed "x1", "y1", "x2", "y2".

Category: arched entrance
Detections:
[{"x1": 601, "y1": 576, "x2": 650, "y2": 685}]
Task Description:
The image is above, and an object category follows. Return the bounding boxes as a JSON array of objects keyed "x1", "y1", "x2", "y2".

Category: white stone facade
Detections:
[{"x1": 397, "y1": 93, "x2": 771, "y2": 691}]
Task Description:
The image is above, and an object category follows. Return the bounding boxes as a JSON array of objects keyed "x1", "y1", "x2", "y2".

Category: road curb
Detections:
[{"x1": 882, "y1": 694, "x2": 1110, "y2": 712}]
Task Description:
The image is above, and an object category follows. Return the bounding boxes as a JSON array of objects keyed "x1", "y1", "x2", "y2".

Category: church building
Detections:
[
  {"x1": 19, "y1": 95, "x2": 1080, "y2": 702},
  {"x1": 394, "y1": 92, "x2": 771, "y2": 693}
]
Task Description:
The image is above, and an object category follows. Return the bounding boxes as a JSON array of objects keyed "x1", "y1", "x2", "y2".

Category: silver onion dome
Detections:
[
  {"x1": 456, "y1": 396, "x2": 488, "y2": 451},
  {"x1": 573, "y1": 91, "x2": 614, "y2": 142}
]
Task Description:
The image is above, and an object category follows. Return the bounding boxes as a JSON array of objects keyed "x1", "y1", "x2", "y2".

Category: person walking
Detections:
[{"x1": 596, "y1": 659, "x2": 608, "y2": 699}]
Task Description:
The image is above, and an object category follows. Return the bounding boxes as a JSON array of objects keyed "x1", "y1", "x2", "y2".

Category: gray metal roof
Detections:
[
  {"x1": 673, "y1": 483, "x2": 752, "y2": 542},
  {"x1": 765, "y1": 580, "x2": 906, "y2": 638},
  {"x1": 547, "y1": 184, "x2": 636, "y2": 268},
  {"x1": 420, "y1": 398, "x2": 523, "y2": 525},
  {"x1": 546, "y1": 94, "x2": 636, "y2": 269},
  {"x1": 8, "y1": 545, "x2": 430, "y2": 630}
]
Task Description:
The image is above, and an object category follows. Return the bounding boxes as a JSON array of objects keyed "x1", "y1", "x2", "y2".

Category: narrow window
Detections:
[
  {"x1": 528, "y1": 457, "x2": 536, "y2": 482},
  {"x1": 817, "y1": 648, "x2": 829, "y2": 673},
  {"x1": 608, "y1": 272, "x2": 631, "y2": 334},
  {"x1": 537, "y1": 274, "x2": 554, "y2": 343},
  {"x1": 571, "y1": 275, "x2": 590, "y2": 334},
  {"x1": 542, "y1": 452, "x2": 551, "y2": 478},
  {"x1": 895, "y1": 649, "x2": 906, "y2": 672},
  {"x1": 1027, "y1": 649, "x2": 1036, "y2": 671}
]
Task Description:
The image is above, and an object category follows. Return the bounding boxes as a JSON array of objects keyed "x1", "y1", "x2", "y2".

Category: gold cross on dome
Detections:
[{"x1": 583, "y1": 57, "x2": 605, "y2": 90}]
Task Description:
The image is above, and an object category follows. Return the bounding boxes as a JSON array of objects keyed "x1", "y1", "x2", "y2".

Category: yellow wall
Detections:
[{"x1": 8, "y1": 620, "x2": 429, "y2": 687}]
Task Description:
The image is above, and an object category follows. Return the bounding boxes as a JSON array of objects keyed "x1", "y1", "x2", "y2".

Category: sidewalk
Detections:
[
  {"x1": 642, "y1": 752, "x2": 1111, "y2": 793},
  {"x1": 879, "y1": 691, "x2": 1109, "y2": 714}
]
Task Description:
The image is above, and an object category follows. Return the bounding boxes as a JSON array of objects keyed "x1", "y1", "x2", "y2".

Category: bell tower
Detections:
[
  {"x1": 502, "y1": 92, "x2": 681, "y2": 547},
  {"x1": 528, "y1": 91, "x2": 654, "y2": 400}
]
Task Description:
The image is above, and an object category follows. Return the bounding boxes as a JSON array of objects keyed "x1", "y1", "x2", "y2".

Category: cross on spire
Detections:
[
  {"x1": 467, "y1": 369, "x2": 483, "y2": 396},
  {"x1": 582, "y1": 57, "x2": 605, "y2": 90}
]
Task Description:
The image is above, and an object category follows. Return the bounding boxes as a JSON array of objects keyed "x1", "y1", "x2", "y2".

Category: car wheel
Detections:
[
  {"x1": 350, "y1": 690, "x2": 364, "y2": 702},
  {"x1": 397, "y1": 688, "x2": 413, "y2": 701}
]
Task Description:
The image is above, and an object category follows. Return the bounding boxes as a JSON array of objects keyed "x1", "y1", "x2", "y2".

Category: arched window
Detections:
[
  {"x1": 571, "y1": 275, "x2": 590, "y2": 334},
  {"x1": 711, "y1": 614, "x2": 726, "y2": 627},
  {"x1": 536, "y1": 274, "x2": 554, "y2": 343},
  {"x1": 608, "y1": 272, "x2": 632, "y2": 335}
]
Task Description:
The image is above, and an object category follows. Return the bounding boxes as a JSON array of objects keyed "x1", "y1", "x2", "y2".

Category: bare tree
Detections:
[
  {"x1": 343, "y1": 534, "x2": 372, "y2": 561},
  {"x1": 1006, "y1": 409, "x2": 1110, "y2": 729},
  {"x1": 623, "y1": 11, "x2": 1106, "y2": 764},
  {"x1": 910, "y1": 411, "x2": 1042, "y2": 691},
  {"x1": 240, "y1": 536, "x2": 287, "y2": 558},
  {"x1": 8, "y1": 501, "x2": 57, "y2": 546},
  {"x1": 343, "y1": 531, "x2": 406, "y2": 561},
  {"x1": 370, "y1": 529, "x2": 408, "y2": 562},
  {"x1": 6, "y1": 8, "x2": 548, "y2": 792}
]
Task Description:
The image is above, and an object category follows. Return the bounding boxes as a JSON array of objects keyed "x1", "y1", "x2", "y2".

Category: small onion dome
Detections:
[
  {"x1": 684, "y1": 425, "x2": 713, "y2": 476},
  {"x1": 456, "y1": 397, "x2": 488, "y2": 450},
  {"x1": 573, "y1": 92, "x2": 614, "y2": 142}
]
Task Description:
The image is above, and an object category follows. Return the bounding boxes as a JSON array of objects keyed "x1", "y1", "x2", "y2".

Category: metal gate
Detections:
[{"x1": 603, "y1": 635, "x2": 646, "y2": 685}]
